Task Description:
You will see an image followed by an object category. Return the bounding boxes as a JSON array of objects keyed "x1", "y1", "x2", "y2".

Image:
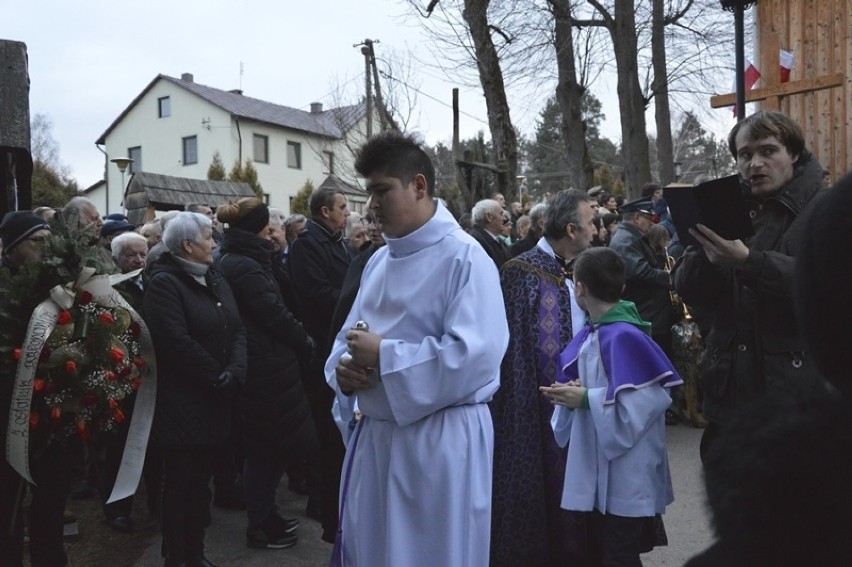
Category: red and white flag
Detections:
[
  {"x1": 731, "y1": 60, "x2": 761, "y2": 116},
  {"x1": 780, "y1": 49, "x2": 795, "y2": 83}
]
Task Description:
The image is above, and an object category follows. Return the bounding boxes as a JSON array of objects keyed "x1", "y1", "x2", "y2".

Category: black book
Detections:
[{"x1": 663, "y1": 175, "x2": 754, "y2": 248}]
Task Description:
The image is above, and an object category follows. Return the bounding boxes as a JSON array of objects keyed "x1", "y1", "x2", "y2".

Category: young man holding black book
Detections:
[{"x1": 672, "y1": 110, "x2": 828, "y2": 458}]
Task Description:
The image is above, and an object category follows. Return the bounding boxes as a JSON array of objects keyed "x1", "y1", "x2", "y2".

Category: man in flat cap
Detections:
[{"x1": 609, "y1": 196, "x2": 675, "y2": 356}]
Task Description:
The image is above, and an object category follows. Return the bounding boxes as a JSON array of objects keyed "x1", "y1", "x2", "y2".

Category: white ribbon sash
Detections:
[{"x1": 5, "y1": 268, "x2": 157, "y2": 504}]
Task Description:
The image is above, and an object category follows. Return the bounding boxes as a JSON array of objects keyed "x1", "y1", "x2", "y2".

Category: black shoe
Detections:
[
  {"x1": 246, "y1": 513, "x2": 299, "y2": 549},
  {"x1": 269, "y1": 512, "x2": 299, "y2": 534},
  {"x1": 188, "y1": 557, "x2": 218, "y2": 567},
  {"x1": 305, "y1": 497, "x2": 322, "y2": 522},
  {"x1": 665, "y1": 409, "x2": 680, "y2": 426},
  {"x1": 107, "y1": 515, "x2": 134, "y2": 533}
]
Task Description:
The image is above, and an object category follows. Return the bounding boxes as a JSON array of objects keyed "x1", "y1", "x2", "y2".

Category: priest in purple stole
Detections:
[{"x1": 490, "y1": 189, "x2": 597, "y2": 567}]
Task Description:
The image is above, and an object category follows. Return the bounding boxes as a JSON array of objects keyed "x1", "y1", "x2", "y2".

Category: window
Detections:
[
  {"x1": 128, "y1": 146, "x2": 142, "y2": 173},
  {"x1": 323, "y1": 150, "x2": 335, "y2": 174},
  {"x1": 183, "y1": 136, "x2": 198, "y2": 165},
  {"x1": 287, "y1": 141, "x2": 301, "y2": 169},
  {"x1": 158, "y1": 96, "x2": 171, "y2": 118},
  {"x1": 253, "y1": 134, "x2": 269, "y2": 164}
]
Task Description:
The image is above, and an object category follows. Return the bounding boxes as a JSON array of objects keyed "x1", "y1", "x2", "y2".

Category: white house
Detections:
[{"x1": 95, "y1": 73, "x2": 375, "y2": 216}]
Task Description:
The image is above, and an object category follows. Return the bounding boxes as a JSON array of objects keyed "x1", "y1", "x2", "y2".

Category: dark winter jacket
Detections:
[
  {"x1": 672, "y1": 151, "x2": 828, "y2": 424},
  {"x1": 218, "y1": 228, "x2": 316, "y2": 461},
  {"x1": 609, "y1": 222, "x2": 674, "y2": 338},
  {"x1": 471, "y1": 225, "x2": 511, "y2": 269},
  {"x1": 288, "y1": 219, "x2": 351, "y2": 354},
  {"x1": 144, "y1": 252, "x2": 246, "y2": 448}
]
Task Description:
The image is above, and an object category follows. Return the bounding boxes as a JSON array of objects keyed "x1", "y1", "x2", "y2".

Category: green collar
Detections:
[{"x1": 593, "y1": 300, "x2": 652, "y2": 336}]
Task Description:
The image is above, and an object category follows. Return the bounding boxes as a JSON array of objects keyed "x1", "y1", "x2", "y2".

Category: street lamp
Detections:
[
  {"x1": 516, "y1": 175, "x2": 527, "y2": 205},
  {"x1": 674, "y1": 162, "x2": 683, "y2": 182},
  {"x1": 720, "y1": 0, "x2": 759, "y2": 121},
  {"x1": 110, "y1": 157, "x2": 134, "y2": 214}
]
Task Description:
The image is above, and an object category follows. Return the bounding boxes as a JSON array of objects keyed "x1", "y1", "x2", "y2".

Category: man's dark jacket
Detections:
[
  {"x1": 608, "y1": 222, "x2": 673, "y2": 338},
  {"x1": 471, "y1": 225, "x2": 510, "y2": 269},
  {"x1": 288, "y1": 219, "x2": 351, "y2": 351},
  {"x1": 510, "y1": 231, "x2": 539, "y2": 258},
  {"x1": 672, "y1": 150, "x2": 828, "y2": 425}
]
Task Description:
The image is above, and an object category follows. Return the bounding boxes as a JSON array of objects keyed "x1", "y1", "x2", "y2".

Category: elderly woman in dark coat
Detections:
[
  {"x1": 144, "y1": 212, "x2": 246, "y2": 567},
  {"x1": 216, "y1": 198, "x2": 316, "y2": 550}
]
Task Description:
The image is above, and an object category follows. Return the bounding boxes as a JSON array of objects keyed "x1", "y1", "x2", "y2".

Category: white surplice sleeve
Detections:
[
  {"x1": 587, "y1": 385, "x2": 672, "y2": 461},
  {"x1": 378, "y1": 253, "x2": 508, "y2": 427}
]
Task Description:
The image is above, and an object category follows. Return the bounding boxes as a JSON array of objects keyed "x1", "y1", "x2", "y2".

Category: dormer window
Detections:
[{"x1": 158, "y1": 96, "x2": 171, "y2": 118}]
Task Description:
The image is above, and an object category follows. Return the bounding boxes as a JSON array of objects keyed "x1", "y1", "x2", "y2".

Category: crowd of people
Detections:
[{"x1": 1, "y1": 109, "x2": 850, "y2": 566}]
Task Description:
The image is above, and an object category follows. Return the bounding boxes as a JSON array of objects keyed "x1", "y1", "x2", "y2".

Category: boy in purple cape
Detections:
[{"x1": 541, "y1": 247, "x2": 682, "y2": 566}]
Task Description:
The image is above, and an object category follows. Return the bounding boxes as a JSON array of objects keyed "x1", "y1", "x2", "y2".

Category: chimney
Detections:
[
  {"x1": 310, "y1": 102, "x2": 323, "y2": 114},
  {"x1": 229, "y1": 89, "x2": 243, "y2": 96},
  {"x1": 181, "y1": 73, "x2": 194, "y2": 83}
]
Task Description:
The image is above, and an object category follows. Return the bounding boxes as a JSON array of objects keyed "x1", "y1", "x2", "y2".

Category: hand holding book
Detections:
[{"x1": 663, "y1": 175, "x2": 754, "y2": 248}]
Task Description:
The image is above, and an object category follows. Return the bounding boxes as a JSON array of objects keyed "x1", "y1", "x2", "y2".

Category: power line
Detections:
[{"x1": 379, "y1": 70, "x2": 490, "y2": 127}]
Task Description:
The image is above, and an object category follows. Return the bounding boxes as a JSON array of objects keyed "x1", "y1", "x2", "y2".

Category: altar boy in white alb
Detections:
[{"x1": 325, "y1": 131, "x2": 509, "y2": 567}]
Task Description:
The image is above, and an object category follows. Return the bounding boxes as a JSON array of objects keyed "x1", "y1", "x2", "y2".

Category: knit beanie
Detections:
[{"x1": 0, "y1": 211, "x2": 51, "y2": 254}]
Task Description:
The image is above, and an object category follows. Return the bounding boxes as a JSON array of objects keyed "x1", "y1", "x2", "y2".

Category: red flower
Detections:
[
  {"x1": 133, "y1": 356, "x2": 145, "y2": 370},
  {"x1": 33, "y1": 378, "x2": 45, "y2": 393},
  {"x1": 113, "y1": 409, "x2": 125, "y2": 423},
  {"x1": 105, "y1": 370, "x2": 118, "y2": 382},
  {"x1": 29, "y1": 411, "x2": 40, "y2": 429},
  {"x1": 109, "y1": 347, "x2": 124, "y2": 364},
  {"x1": 118, "y1": 366, "x2": 132, "y2": 378},
  {"x1": 99, "y1": 312, "x2": 115, "y2": 325},
  {"x1": 12, "y1": 348, "x2": 21, "y2": 361},
  {"x1": 79, "y1": 291, "x2": 93, "y2": 305},
  {"x1": 83, "y1": 393, "x2": 98, "y2": 408},
  {"x1": 76, "y1": 419, "x2": 90, "y2": 440},
  {"x1": 50, "y1": 406, "x2": 62, "y2": 420},
  {"x1": 128, "y1": 322, "x2": 141, "y2": 339},
  {"x1": 64, "y1": 360, "x2": 77, "y2": 373},
  {"x1": 108, "y1": 398, "x2": 119, "y2": 410},
  {"x1": 131, "y1": 378, "x2": 142, "y2": 391},
  {"x1": 57, "y1": 310, "x2": 73, "y2": 325}
]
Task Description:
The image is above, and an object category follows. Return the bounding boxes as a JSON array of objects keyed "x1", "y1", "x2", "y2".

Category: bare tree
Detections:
[
  {"x1": 548, "y1": 0, "x2": 594, "y2": 191},
  {"x1": 460, "y1": 0, "x2": 519, "y2": 201}
]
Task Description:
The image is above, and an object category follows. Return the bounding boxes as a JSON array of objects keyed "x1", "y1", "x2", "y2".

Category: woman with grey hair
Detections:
[{"x1": 144, "y1": 212, "x2": 247, "y2": 567}]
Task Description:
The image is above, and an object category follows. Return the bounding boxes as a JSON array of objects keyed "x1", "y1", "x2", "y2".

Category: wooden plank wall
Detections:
[{"x1": 756, "y1": 0, "x2": 851, "y2": 181}]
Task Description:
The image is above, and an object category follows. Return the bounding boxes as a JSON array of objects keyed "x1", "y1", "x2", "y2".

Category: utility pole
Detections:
[{"x1": 355, "y1": 38, "x2": 387, "y2": 135}]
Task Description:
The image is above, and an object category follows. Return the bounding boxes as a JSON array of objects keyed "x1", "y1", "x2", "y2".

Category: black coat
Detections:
[
  {"x1": 144, "y1": 253, "x2": 246, "y2": 449},
  {"x1": 471, "y1": 225, "x2": 510, "y2": 269},
  {"x1": 218, "y1": 228, "x2": 316, "y2": 461},
  {"x1": 672, "y1": 152, "x2": 828, "y2": 425},
  {"x1": 288, "y1": 219, "x2": 351, "y2": 354},
  {"x1": 609, "y1": 222, "x2": 674, "y2": 337}
]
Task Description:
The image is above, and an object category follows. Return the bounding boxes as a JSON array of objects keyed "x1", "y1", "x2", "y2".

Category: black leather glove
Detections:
[{"x1": 212, "y1": 370, "x2": 234, "y2": 391}]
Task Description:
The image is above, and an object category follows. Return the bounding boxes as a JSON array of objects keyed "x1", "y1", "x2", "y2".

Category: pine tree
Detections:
[
  {"x1": 207, "y1": 151, "x2": 226, "y2": 180},
  {"x1": 290, "y1": 180, "x2": 314, "y2": 217},
  {"x1": 228, "y1": 159, "x2": 264, "y2": 199}
]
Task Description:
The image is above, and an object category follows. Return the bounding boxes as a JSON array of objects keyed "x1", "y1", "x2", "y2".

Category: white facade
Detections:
[{"x1": 98, "y1": 75, "x2": 371, "y2": 216}]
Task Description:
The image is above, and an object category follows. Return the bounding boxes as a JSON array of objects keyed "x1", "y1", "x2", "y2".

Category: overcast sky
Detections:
[{"x1": 6, "y1": 0, "x2": 736, "y2": 189}]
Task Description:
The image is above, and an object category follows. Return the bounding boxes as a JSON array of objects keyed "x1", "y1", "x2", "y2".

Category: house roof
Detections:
[
  {"x1": 318, "y1": 174, "x2": 367, "y2": 197},
  {"x1": 124, "y1": 171, "x2": 256, "y2": 224},
  {"x1": 96, "y1": 74, "x2": 365, "y2": 144}
]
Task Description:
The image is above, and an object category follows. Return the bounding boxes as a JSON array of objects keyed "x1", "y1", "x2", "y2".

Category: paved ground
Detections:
[{"x1": 130, "y1": 424, "x2": 714, "y2": 566}]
